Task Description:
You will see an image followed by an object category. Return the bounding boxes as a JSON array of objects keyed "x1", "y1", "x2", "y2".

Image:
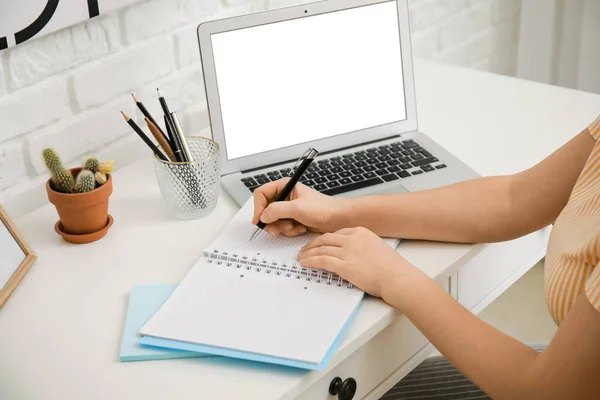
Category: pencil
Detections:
[
  {"x1": 131, "y1": 93, "x2": 171, "y2": 147},
  {"x1": 145, "y1": 117, "x2": 175, "y2": 161},
  {"x1": 121, "y1": 111, "x2": 168, "y2": 161}
]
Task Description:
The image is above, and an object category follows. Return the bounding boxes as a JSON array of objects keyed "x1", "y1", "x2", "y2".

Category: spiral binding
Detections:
[{"x1": 203, "y1": 249, "x2": 353, "y2": 289}]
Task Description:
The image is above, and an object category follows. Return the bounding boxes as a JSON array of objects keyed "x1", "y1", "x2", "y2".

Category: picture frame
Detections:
[
  {"x1": 1, "y1": 0, "x2": 146, "y2": 51},
  {"x1": 0, "y1": 203, "x2": 37, "y2": 311}
]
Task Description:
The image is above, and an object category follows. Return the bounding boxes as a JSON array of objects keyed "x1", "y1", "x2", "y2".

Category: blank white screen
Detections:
[{"x1": 211, "y1": 1, "x2": 406, "y2": 160}]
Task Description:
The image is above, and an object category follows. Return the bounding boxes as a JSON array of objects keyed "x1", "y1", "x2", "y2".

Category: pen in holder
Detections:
[{"x1": 154, "y1": 137, "x2": 220, "y2": 219}]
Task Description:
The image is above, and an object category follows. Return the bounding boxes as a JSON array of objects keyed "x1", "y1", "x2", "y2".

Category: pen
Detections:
[
  {"x1": 249, "y1": 148, "x2": 319, "y2": 241},
  {"x1": 171, "y1": 111, "x2": 193, "y2": 162},
  {"x1": 164, "y1": 114, "x2": 185, "y2": 162},
  {"x1": 158, "y1": 88, "x2": 186, "y2": 162},
  {"x1": 157, "y1": 88, "x2": 172, "y2": 117}
]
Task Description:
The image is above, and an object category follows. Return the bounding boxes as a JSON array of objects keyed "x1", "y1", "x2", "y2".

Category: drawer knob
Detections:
[{"x1": 329, "y1": 376, "x2": 357, "y2": 400}]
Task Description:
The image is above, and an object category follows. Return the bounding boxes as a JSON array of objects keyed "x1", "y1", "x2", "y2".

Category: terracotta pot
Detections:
[{"x1": 46, "y1": 167, "x2": 113, "y2": 236}]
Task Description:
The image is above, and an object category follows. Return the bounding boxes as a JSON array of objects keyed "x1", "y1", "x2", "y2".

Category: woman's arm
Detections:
[
  {"x1": 344, "y1": 129, "x2": 595, "y2": 243},
  {"x1": 255, "y1": 127, "x2": 594, "y2": 241},
  {"x1": 384, "y1": 272, "x2": 600, "y2": 400},
  {"x1": 298, "y1": 228, "x2": 600, "y2": 400}
]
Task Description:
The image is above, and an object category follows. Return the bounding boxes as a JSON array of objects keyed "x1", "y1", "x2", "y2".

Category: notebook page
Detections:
[
  {"x1": 206, "y1": 197, "x2": 399, "y2": 263},
  {"x1": 140, "y1": 259, "x2": 364, "y2": 364}
]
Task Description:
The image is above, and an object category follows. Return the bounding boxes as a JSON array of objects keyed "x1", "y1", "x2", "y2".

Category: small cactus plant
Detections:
[
  {"x1": 74, "y1": 170, "x2": 96, "y2": 193},
  {"x1": 43, "y1": 148, "x2": 115, "y2": 242},
  {"x1": 43, "y1": 148, "x2": 75, "y2": 193},
  {"x1": 42, "y1": 148, "x2": 113, "y2": 194},
  {"x1": 84, "y1": 157, "x2": 100, "y2": 173}
]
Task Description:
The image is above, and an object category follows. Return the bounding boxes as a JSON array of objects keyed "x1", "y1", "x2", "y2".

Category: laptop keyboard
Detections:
[{"x1": 241, "y1": 139, "x2": 447, "y2": 196}]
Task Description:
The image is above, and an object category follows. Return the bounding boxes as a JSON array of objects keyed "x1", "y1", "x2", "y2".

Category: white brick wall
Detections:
[
  {"x1": 6, "y1": 15, "x2": 122, "y2": 90},
  {"x1": 0, "y1": 141, "x2": 27, "y2": 191},
  {"x1": 27, "y1": 98, "x2": 136, "y2": 175},
  {"x1": 0, "y1": 62, "x2": 7, "y2": 98},
  {"x1": 71, "y1": 36, "x2": 177, "y2": 110},
  {"x1": 0, "y1": 77, "x2": 71, "y2": 142},
  {"x1": 0, "y1": 0, "x2": 521, "y2": 217}
]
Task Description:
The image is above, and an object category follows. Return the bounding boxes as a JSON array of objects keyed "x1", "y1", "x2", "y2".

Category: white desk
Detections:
[{"x1": 2, "y1": 60, "x2": 599, "y2": 400}]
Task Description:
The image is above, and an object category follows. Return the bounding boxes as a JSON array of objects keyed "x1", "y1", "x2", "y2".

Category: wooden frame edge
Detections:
[{"x1": 0, "y1": 203, "x2": 37, "y2": 310}]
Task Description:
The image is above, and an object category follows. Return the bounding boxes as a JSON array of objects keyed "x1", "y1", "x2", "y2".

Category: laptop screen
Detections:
[{"x1": 210, "y1": 1, "x2": 406, "y2": 161}]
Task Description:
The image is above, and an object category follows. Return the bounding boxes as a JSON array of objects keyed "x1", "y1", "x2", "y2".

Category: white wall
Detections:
[{"x1": 0, "y1": 0, "x2": 522, "y2": 217}]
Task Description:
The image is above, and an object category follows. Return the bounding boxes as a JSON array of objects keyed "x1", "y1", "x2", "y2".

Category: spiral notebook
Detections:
[{"x1": 139, "y1": 198, "x2": 400, "y2": 369}]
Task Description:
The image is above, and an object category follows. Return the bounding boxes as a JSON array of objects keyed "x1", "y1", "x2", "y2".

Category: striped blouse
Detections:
[{"x1": 545, "y1": 115, "x2": 600, "y2": 325}]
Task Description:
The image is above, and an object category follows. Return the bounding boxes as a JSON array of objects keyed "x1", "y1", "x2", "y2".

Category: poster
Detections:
[{"x1": 0, "y1": 0, "x2": 145, "y2": 51}]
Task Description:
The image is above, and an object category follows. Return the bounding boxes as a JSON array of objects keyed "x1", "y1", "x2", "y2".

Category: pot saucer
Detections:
[{"x1": 54, "y1": 214, "x2": 114, "y2": 244}]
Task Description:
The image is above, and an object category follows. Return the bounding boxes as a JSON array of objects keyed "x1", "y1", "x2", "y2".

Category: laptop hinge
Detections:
[{"x1": 239, "y1": 134, "x2": 401, "y2": 174}]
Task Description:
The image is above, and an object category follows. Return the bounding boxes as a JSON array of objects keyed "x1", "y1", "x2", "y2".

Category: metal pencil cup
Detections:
[{"x1": 154, "y1": 137, "x2": 220, "y2": 219}]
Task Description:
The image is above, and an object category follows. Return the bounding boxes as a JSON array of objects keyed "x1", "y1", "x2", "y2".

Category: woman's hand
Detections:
[
  {"x1": 252, "y1": 178, "x2": 351, "y2": 237},
  {"x1": 297, "y1": 227, "x2": 427, "y2": 301}
]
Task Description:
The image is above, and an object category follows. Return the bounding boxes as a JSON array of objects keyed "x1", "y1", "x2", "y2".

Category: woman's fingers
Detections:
[
  {"x1": 284, "y1": 224, "x2": 307, "y2": 237},
  {"x1": 264, "y1": 220, "x2": 307, "y2": 237},
  {"x1": 264, "y1": 220, "x2": 292, "y2": 236},
  {"x1": 298, "y1": 245, "x2": 345, "y2": 261},
  {"x1": 301, "y1": 232, "x2": 346, "y2": 251},
  {"x1": 298, "y1": 255, "x2": 344, "y2": 274},
  {"x1": 252, "y1": 179, "x2": 291, "y2": 224},
  {"x1": 261, "y1": 199, "x2": 303, "y2": 224}
]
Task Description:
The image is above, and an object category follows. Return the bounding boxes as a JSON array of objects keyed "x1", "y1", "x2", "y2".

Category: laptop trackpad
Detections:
[
  {"x1": 340, "y1": 182, "x2": 409, "y2": 198},
  {"x1": 374, "y1": 183, "x2": 409, "y2": 195}
]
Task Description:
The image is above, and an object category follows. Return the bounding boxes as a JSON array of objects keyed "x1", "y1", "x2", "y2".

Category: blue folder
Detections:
[
  {"x1": 119, "y1": 285, "x2": 210, "y2": 362},
  {"x1": 139, "y1": 295, "x2": 362, "y2": 370}
]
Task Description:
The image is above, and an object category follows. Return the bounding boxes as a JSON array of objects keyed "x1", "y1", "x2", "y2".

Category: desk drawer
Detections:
[
  {"x1": 457, "y1": 228, "x2": 550, "y2": 312},
  {"x1": 296, "y1": 277, "x2": 449, "y2": 400}
]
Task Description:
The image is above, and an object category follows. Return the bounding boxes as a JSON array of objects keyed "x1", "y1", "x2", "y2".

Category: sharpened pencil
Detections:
[
  {"x1": 131, "y1": 93, "x2": 171, "y2": 147},
  {"x1": 121, "y1": 111, "x2": 168, "y2": 161}
]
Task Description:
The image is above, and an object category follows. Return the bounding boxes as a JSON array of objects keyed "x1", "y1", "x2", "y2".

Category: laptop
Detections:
[{"x1": 196, "y1": 0, "x2": 479, "y2": 206}]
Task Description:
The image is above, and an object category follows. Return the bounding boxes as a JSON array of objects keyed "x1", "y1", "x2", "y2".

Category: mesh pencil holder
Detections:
[{"x1": 154, "y1": 137, "x2": 220, "y2": 220}]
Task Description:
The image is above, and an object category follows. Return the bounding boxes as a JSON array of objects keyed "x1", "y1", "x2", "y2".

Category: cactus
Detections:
[
  {"x1": 97, "y1": 160, "x2": 114, "y2": 174},
  {"x1": 74, "y1": 170, "x2": 96, "y2": 193},
  {"x1": 42, "y1": 148, "x2": 112, "y2": 194},
  {"x1": 42, "y1": 148, "x2": 75, "y2": 193},
  {"x1": 84, "y1": 157, "x2": 99, "y2": 173},
  {"x1": 95, "y1": 171, "x2": 107, "y2": 185}
]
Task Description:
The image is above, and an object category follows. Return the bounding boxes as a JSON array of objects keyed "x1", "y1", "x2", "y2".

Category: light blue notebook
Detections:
[
  {"x1": 140, "y1": 298, "x2": 360, "y2": 370},
  {"x1": 138, "y1": 199, "x2": 399, "y2": 370},
  {"x1": 119, "y1": 284, "x2": 210, "y2": 362}
]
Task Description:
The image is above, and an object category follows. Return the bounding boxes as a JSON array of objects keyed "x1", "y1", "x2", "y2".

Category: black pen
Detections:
[
  {"x1": 249, "y1": 148, "x2": 319, "y2": 241},
  {"x1": 165, "y1": 114, "x2": 185, "y2": 162},
  {"x1": 157, "y1": 88, "x2": 186, "y2": 162}
]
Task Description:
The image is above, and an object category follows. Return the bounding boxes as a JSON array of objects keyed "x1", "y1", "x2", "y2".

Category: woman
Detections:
[{"x1": 252, "y1": 117, "x2": 600, "y2": 399}]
